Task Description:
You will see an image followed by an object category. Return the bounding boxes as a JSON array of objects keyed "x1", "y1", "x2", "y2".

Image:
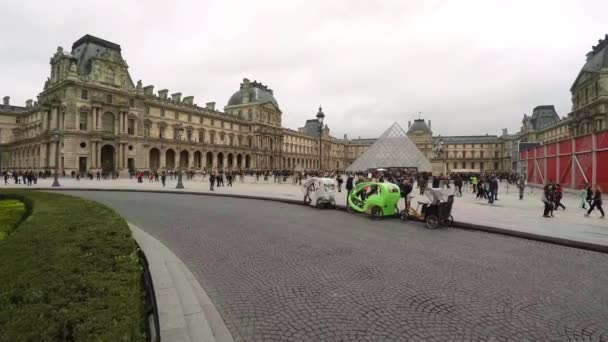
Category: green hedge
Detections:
[
  {"x1": 0, "y1": 190, "x2": 145, "y2": 341},
  {"x1": 0, "y1": 199, "x2": 26, "y2": 240}
]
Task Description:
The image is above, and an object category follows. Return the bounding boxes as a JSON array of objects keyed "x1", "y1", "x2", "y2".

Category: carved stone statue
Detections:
[
  {"x1": 44, "y1": 77, "x2": 50, "y2": 90},
  {"x1": 432, "y1": 139, "x2": 445, "y2": 159},
  {"x1": 136, "y1": 80, "x2": 143, "y2": 91}
]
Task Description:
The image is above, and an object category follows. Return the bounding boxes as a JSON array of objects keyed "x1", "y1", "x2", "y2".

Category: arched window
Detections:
[
  {"x1": 248, "y1": 109, "x2": 253, "y2": 121},
  {"x1": 102, "y1": 112, "x2": 115, "y2": 134}
]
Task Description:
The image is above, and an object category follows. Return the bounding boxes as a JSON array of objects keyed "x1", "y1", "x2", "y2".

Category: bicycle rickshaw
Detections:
[
  {"x1": 347, "y1": 182, "x2": 401, "y2": 219},
  {"x1": 302, "y1": 177, "x2": 337, "y2": 208},
  {"x1": 400, "y1": 188, "x2": 454, "y2": 229}
]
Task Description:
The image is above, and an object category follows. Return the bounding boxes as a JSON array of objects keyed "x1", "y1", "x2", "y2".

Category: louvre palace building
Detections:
[{"x1": 1, "y1": 34, "x2": 607, "y2": 175}]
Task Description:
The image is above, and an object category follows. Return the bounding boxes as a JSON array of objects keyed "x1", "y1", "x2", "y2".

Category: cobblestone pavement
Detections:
[{"x1": 64, "y1": 191, "x2": 608, "y2": 342}]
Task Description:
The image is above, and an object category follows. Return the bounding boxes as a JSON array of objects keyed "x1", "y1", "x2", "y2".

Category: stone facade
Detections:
[
  {"x1": 2, "y1": 33, "x2": 607, "y2": 174},
  {"x1": 0, "y1": 35, "x2": 353, "y2": 173}
]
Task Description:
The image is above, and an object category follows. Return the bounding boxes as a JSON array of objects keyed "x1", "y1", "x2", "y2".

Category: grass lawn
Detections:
[
  {"x1": 0, "y1": 190, "x2": 146, "y2": 341},
  {"x1": 0, "y1": 199, "x2": 26, "y2": 240}
]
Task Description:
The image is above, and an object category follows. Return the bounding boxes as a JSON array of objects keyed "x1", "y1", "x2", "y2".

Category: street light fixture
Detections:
[
  {"x1": 176, "y1": 123, "x2": 185, "y2": 189},
  {"x1": 316, "y1": 105, "x2": 325, "y2": 171},
  {"x1": 52, "y1": 129, "x2": 61, "y2": 187}
]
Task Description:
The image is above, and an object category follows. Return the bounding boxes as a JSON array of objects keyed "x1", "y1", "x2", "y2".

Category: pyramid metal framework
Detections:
[{"x1": 346, "y1": 122, "x2": 432, "y2": 172}]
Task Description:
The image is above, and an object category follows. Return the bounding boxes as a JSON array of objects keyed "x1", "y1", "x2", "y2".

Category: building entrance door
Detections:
[
  {"x1": 128, "y1": 158, "x2": 135, "y2": 172},
  {"x1": 101, "y1": 145, "x2": 115, "y2": 172},
  {"x1": 79, "y1": 157, "x2": 87, "y2": 174}
]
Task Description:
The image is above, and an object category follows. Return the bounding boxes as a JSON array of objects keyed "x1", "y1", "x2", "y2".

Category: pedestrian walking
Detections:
[
  {"x1": 161, "y1": 172, "x2": 166, "y2": 187},
  {"x1": 584, "y1": 185, "x2": 604, "y2": 218},
  {"x1": 554, "y1": 184, "x2": 566, "y2": 210},
  {"x1": 336, "y1": 174, "x2": 343, "y2": 193},
  {"x1": 542, "y1": 186, "x2": 554, "y2": 218},
  {"x1": 518, "y1": 178, "x2": 525, "y2": 200},
  {"x1": 346, "y1": 174, "x2": 354, "y2": 198},
  {"x1": 209, "y1": 172, "x2": 215, "y2": 191}
]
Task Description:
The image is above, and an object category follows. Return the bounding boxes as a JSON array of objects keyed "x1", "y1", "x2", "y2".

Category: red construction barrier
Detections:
[{"x1": 520, "y1": 129, "x2": 608, "y2": 192}]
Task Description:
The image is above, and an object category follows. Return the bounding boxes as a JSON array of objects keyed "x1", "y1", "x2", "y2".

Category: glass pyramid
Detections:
[{"x1": 346, "y1": 122, "x2": 432, "y2": 172}]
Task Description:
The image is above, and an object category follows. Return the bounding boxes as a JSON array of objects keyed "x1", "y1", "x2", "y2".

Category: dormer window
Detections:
[
  {"x1": 106, "y1": 95, "x2": 112, "y2": 104},
  {"x1": 105, "y1": 68, "x2": 115, "y2": 84}
]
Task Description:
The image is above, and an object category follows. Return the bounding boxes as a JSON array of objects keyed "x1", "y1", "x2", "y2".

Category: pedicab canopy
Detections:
[{"x1": 346, "y1": 122, "x2": 432, "y2": 172}]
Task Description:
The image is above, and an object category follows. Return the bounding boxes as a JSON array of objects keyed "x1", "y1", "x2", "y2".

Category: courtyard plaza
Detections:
[
  {"x1": 58, "y1": 190, "x2": 608, "y2": 341},
  {"x1": 7, "y1": 174, "x2": 608, "y2": 247}
]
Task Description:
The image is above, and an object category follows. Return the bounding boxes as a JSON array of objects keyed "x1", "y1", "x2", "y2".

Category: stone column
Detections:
[
  {"x1": 123, "y1": 144, "x2": 127, "y2": 169},
  {"x1": 160, "y1": 149, "x2": 166, "y2": 169},
  {"x1": 97, "y1": 143, "x2": 102, "y2": 168},
  {"x1": 90, "y1": 142, "x2": 95, "y2": 169}
]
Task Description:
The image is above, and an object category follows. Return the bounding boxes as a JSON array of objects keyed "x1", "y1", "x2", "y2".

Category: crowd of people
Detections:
[{"x1": 2, "y1": 167, "x2": 605, "y2": 219}]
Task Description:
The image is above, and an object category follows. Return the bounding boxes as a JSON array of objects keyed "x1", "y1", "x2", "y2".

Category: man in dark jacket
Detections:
[
  {"x1": 400, "y1": 179, "x2": 413, "y2": 212},
  {"x1": 345, "y1": 174, "x2": 354, "y2": 197}
]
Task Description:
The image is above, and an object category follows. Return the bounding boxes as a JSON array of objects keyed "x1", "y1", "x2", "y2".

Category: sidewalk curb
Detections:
[
  {"x1": 30, "y1": 187, "x2": 608, "y2": 254},
  {"x1": 129, "y1": 223, "x2": 234, "y2": 342}
]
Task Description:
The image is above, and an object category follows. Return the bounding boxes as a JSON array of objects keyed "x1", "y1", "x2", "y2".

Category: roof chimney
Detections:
[
  {"x1": 206, "y1": 102, "x2": 215, "y2": 111},
  {"x1": 26, "y1": 99, "x2": 33, "y2": 108},
  {"x1": 171, "y1": 92, "x2": 182, "y2": 103},
  {"x1": 428, "y1": 120, "x2": 432, "y2": 130},
  {"x1": 3, "y1": 96, "x2": 9, "y2": 106},
  {"x1": 182, "y1": 96, "x2": 194, "y2": 105},
  {"x1": 143, "y1": 85, "x2": 154, "y2": 96},
  {"x1": 158, "y1": 89, "x2": 168, "y2": 100},
  {"x1": 344, "y1": 134, "x2": 348, "y2": 140},
  {"x1": 408, "y1": 120, "x2": 411, "y2": 128}
]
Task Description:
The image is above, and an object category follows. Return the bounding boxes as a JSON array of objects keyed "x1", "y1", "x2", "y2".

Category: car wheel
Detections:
[
  {"x1": 371, "y1": 206, "x2": 383, "y2": 219},
  {"x1": 400, "y1": 210, "x2": 408, "y2": 221},
  {"x1": 425, "y1": 215, "x2": 439, "y2": 229}
]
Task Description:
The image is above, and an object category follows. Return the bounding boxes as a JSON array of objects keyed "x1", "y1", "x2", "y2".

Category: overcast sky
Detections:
[{"x1": 1, "y1": 0, "x2": 607, "y2": 139}]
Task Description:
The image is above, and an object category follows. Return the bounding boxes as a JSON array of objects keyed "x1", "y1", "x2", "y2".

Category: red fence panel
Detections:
[
  {"x1": 575, "y1": 135, "x2": 592, "y2": 152},
  {"x1": 546, "y1": 157, "x2": 557, "y2": 183},
  {"x1": 546, "y1": 143, "x2": 557, "y2": 156},
  {"x1": 597, "y1": 150, "x2": 608, "y2": 191},
  {"x1": 574, "y1": 153, "x2": 592, "y2": 189},
  {"x1": 559, "y1": 140, "x2": 572, "y2": 155},
  {"x1": 535, "y1": 146, "x2": 544, "y2": 158},
  {"x1": 597, "y1": 131, "x2": 608, "y2": 150},
  {"x1": 527, "y1": 159, "x2": 535, "y2": 183},
  {"x1": 519, "y1": 150, "x2": 526, "y2": 161},
  {"x1": 559, "y1": 155, "x2": 572, "y2": 188}
]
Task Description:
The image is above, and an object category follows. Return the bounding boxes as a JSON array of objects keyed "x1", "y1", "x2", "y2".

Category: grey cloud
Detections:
[{"x1": 1, "y1": 0, "x2": 606, "y2": 139}]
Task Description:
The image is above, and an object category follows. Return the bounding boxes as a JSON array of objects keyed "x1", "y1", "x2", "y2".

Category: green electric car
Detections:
[{"x1": 347, "y1": 182, "x2": 401, "y2": 218}]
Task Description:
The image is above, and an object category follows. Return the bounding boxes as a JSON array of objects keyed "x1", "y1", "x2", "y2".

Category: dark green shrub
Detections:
[{"x1": 0, "y1": 190, "x2": 145, "y2": 341}]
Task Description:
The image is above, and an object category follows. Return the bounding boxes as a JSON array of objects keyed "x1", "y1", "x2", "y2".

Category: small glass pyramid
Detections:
[{"x1": 346, "y1": 122, "x2": 432, "y2": 172}]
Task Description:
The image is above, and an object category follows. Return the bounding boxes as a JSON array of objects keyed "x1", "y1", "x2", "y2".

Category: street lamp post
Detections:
[
  {"x1": 316, "y1": 106, "x2": 325, "y2": 172},
  {"x1": 52, "y1": 129, "x2": 61, "y2": 187},
  {"x1": 176, "y1": 124, "x2": 185, "y2": 189}
]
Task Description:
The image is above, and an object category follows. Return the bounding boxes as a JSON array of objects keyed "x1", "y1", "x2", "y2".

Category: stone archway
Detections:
[
  {"x1": 149, "y1": 148, "x2": 160, "y2": 170},
  {"x1": 236, "y1": 154, "x2": 243, "y2": 168},
  {"x1": 179, "y1": 150, "x2": 189, "y2": 169},
  {"x1": 166, "y1": 149, "x2": 176, "y2": 169},
  {"x1": 269, "y1": 156, "x2": 274, "y2": 169},
  {"x1": 206, "y1": 152, "x2": 213, "y2": 169},
  {"x1": 227, "y1": 153, "x2": 234, "y2": 169},
  {"x1": 101, "y1": 145, "x2": 115, "y2": 172},
  {"x1": 194, "y1": 151, "x2": 202, "y2": 169},
  {"x1": 217, "y1": 152, "x2": 224, "y2": 169},
  {"x1": 245, "y1": 154, "x2": 251, "y2": 169}
]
